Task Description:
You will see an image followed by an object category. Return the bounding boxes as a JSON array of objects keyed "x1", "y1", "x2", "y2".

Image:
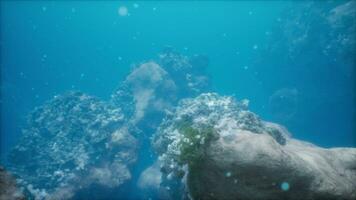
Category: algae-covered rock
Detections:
[
  {"x1": 153, "y1": 93, "x2": 356, "y2": 200},
  {"x1": 7, "y1": 91, "x2": 137, "y2": 199}
]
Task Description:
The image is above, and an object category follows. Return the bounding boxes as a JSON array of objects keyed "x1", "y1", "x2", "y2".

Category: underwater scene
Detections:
[{"x1": 0, "y1": 1, "x2": 355, "y2": 200}]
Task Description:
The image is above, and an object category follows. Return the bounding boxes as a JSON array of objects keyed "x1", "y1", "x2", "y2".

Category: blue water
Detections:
[{"x1": 0, "y1": 1, "x2": 355, "y2": 199}]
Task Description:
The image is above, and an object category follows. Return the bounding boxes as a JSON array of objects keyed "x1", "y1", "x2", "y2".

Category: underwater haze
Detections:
[{"x1": 0, "y1": 1, "x2": 355, "y2": 200}]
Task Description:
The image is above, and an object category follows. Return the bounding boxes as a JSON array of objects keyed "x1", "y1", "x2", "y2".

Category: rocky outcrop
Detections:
[
  {"x1": 6, "y1": 45, "x2": 355, "y2": 200},
  {"x1": 7, "y1": 91, "x2": 137, "y2": 199},
  {"x1": 137, "y1": 161, "x2": 162, "y2": 191},
  {"x1": 6, "y1": 50, "x2": 212, "y2": 199},
  {"x1": 111, "y1": 49, "x2": 211, "y2": 134},
  {"x1": 153, "y1": 93, "x2": 356, "y2": 200},
  {"x1": 0, "y1": 166, "x2": 24, "y2": 200}
]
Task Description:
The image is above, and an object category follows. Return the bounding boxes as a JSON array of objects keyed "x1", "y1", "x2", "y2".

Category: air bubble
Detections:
[
  {"x1": 281, "y1": 182, "x2": 290, "y2": 191},
  {"x1": 118, "y1": 6, "x2": 128, "y2": 16}
]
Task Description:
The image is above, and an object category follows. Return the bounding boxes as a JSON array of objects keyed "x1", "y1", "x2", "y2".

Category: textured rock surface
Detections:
[
  {"x1": 137, "y1": 161, "x2": 162, "y2": 191},
  {"x1": 7, "y1": 91, "x2": 137, "y2": 199},
  {"x1": 5, "y1": 51, "x2": 211, "y2": 199},
  {"x1": 111, "y1": 49, "x2": 211, "y2": 133},
  {"x1": 110, "y1": 50, "x2": 212, "y2": 199},
  {"x1": 0, "y1": 166, "x2": 24, "y2": 200},
  {"x1": 153, "y1": 93, "x2": 356, "y2": 200}
]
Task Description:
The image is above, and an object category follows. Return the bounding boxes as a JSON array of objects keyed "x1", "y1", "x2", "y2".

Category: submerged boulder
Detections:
[
  {"x1": 111, "y1": 50, "x2": 211, "y2": 134},
  {"x1": 153, "y1": 93, "x2": 356, "y2": 200},
  {"x1": 111, "y1": 61, "x2": 178, "y2": 127},
  {"x1": 6, "y1": 51, "x2": 211, "y2": 199},
  {"x1": 109, "y1": 50, "x2": 212, "y2": 199},
  {"x1": 7, "y1": 91, "x2": 137, "y2": 199},
  {"x1": 137, "y1": 161, "x2": 162, "y2": 191},
  {"x1": 0, "y1": 166, "x2": 24, "y2": 200}
]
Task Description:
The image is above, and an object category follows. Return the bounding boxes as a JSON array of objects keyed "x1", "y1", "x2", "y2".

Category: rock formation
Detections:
[
  {"x1": 7, "y1": 91, "x2": 137, "y2": 199},
  {"x1": 153, "y1": 93, "x2": 356, "y2": 200},
  {"x1": 0, "y1": 166, "x2": 24, "y2": 200},
  {"x1": 111, "y1": 49, "x2": 211, "y2": 134}
]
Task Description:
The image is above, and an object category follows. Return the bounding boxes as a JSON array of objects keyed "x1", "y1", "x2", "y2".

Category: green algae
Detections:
[{"x1": 175, "y1": 117, "x2": 218, "y2": 166}]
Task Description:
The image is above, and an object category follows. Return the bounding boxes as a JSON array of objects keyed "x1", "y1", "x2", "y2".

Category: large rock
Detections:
[
  {"x1": 153, "y1": 93, "x2": 356, "y2": 200},
  {"x1": 137, "y1": 161, "x2": 162, "y2": 191},
  {"x1": 112, "y1": 61, "x2": 178, "y2": 127},
  {"x1": 111, "y1": 49, "x2": 211, "y2": 134},
  {"x1": 110, "y1": 50, "x2": 211, "y2": 199},
  {"x1": 7, "y1": 91, "x2": 137, "y2": 199},
  {"x1": 6, "y1": 50, "x2": 211, "y2": 199},
  {"x1": 0, "y1": 166, "x2": 24, "y2": 200}
]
